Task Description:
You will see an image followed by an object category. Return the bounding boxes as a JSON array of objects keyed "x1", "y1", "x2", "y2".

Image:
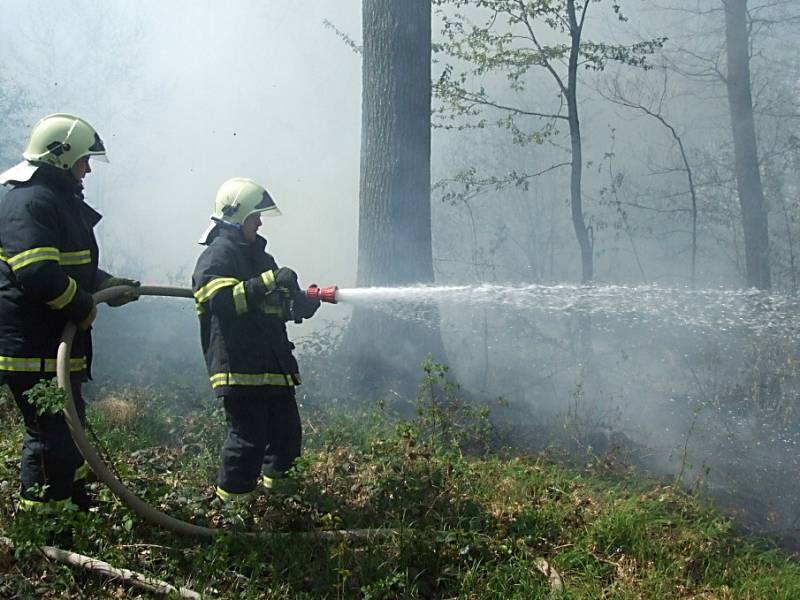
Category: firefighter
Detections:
[
  {"x1": 192, "y1": 177, "x2": 319, "y2": 503},
  {"x1": 0, "y1": 113, "x2": 140, "y2": 512}
]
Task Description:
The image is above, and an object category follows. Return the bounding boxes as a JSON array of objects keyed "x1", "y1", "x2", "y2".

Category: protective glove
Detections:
[
  {"x1": 274, "y1": 267, "x2": 300, "y2": 292},
  {"x1": 97, "y1": 276, "x2": 141, "y2": 307},
  {"x1": 290, "y1": 290, "x2": 320, "y2": 321},
  {"x1": 78, "y1": 304, "x2": 97, "y2": 331}
]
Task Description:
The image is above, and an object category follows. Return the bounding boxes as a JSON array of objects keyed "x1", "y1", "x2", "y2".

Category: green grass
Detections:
[{"x1": 0, "y1": 384, "x2": 798, "y2": 599}]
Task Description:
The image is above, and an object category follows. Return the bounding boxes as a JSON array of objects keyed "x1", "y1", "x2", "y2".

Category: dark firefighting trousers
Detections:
[
  {"x1": 9, "y1": 376, "x2": 87, "y2": 503},
  {"x1": 218, "y1": 387, "x2": 301, "y2": 494}
]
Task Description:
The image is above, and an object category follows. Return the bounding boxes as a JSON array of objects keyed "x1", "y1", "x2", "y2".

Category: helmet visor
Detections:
[
  {"x1": 86, "y1": 131, "x2": 108, "y2": 162},
  {"x1": 260, "y1": 205, "x2": 281, "y2": 217},
  {"x1": 256, "y1": 190, "x2": 277, "y2": 210},
  {"x1": 254, "y1": 189, "x2": 281, "y2": 216}
]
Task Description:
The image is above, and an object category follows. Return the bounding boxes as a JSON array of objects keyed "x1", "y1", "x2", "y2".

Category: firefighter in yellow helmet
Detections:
[
  {"x1": 192, "y1": 178, "x2": 319, "y2": 503},
  {"x1": 0, "y1": 114, "x2": 140, "y2": 512}
]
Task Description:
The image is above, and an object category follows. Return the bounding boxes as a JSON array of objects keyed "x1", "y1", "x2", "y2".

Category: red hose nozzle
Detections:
[{"x1": 306, "y1": 284, "x2": 338, "y2": 304}]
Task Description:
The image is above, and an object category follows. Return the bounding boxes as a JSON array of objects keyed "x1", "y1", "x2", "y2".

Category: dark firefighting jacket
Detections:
[
  {"x1": 192, "y1": 225, "x2": 307, "y2": 398},
  {"x1": 0, "y1": 165, "x2": 108, "y2": 381}
]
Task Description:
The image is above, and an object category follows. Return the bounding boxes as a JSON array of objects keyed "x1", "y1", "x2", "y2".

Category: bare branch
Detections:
[
  {"x1": 0, "y1": 537, "x2": 202, "y2": 599},
  {"x1": 322, "y1": 19, "x2": 361, "y2": 54},
  {"x1": 617, "y1": 201, "x2": 694, "y2": 214},
  {"x1": 578, "y1": 0, "x2": 591, "y2": 33},
  {"x1": 455, "y1": 91, "x2": 569, "y2": 120}
]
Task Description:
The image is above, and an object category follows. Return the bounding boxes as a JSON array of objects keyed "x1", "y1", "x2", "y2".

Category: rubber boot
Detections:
[{"x1": 71, "y1": 479, "x2": 94, "y2": 513}]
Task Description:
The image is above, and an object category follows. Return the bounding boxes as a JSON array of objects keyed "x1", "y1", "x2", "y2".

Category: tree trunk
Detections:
[
  {"x1": 566, "y1": 0, "x2": 593, "y2": 356},
  {"x1": 344, "y1": 0, "x2": 445, "y2": 400},
  {"x1": 723, "y1": 0, "x2": 771, "y2": 290},
  {"x1": 357, "y1": 1, "x2": 433, "y2": 286},
  {"x1": 566, "y1": 0, "x2": 593, "y2": 285}
]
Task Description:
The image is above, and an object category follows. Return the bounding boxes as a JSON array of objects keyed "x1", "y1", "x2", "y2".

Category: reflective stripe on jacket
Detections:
[
  {"x1": 192, "y1": 225, "x2": 300, "y2": 397},
  {"x1": 0, "y1": 166, "x2": 109, "y2": 379}
]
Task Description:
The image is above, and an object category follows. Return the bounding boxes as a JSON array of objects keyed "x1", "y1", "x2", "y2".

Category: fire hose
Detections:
[{"x1": 55, "y1": 283, "x2": 396, "y2": 542}]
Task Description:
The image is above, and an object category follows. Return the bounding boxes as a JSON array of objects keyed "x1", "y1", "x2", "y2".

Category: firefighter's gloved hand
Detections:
[
  {"x1": 274, "y1": 267, "x2": 300, "y2": 292},
  {"x1": 78, "y1": 305, "x2": 97, "y2": 331},
  {"x1": 291, "y1": 290, "x2": 320, "y2": 320},
  {"x1": 97, "y1": 276, "x2": 141, "y2": 307}
]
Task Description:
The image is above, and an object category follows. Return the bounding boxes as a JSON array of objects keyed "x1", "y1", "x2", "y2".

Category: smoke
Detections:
[
  {"x1": 2, "y1": 0, "x2": 799, "y2": 546},
  {"x1": 0, "y1": 0, "x2": 362, "y2": 289}
]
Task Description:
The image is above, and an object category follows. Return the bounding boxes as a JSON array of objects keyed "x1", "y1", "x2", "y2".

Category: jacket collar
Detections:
[
  {"x1": 31, "y1": 164, "x2": 84, "y2": 198},
  {"x1": 32, "y1": 165, "x2": 103, "y2": 226}
]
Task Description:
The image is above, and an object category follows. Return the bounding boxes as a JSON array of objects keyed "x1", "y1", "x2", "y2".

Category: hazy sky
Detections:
[{"x1": 0, "y1": 1, "x2": 363, "y2": 288}]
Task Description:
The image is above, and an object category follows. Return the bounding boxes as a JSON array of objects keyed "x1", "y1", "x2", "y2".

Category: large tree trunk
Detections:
[
  {"x1": 723, "y1": 0, "x2": 771, "y2": 290},
  {"x1": 344, "y1": 0, "x2": 445, "y2": 400},
  {"x1": 357, "y1": 0, "x2": 433, "y2": 285}
]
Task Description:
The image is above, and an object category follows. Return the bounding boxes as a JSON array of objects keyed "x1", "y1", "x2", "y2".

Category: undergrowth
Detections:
[{"x1": 0, "y1": 366, "x2": 798, "y2": 599}]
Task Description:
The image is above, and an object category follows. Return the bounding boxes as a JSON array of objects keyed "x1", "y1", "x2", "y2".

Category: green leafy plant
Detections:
[
  {"x1": 22, "y1": 379, "x2": 66, "y2": 416},
  {"x1": 416, "y1": 355, "x2": 494, "y2": 454}
]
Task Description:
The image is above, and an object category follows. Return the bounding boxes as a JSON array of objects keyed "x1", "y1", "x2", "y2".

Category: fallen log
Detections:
[{"x1": 0, "y1": 536, "x2": 202, "y2": 598}]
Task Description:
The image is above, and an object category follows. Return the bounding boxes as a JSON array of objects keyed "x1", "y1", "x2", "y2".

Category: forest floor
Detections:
[{"x1": 0, "y1": 378, "x2": 799, "y2": 599}]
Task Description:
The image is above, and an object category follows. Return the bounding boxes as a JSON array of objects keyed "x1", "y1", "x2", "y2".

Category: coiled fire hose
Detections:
[{"x1": 56, "y1": 285, "x2": 385, "y2": 541}]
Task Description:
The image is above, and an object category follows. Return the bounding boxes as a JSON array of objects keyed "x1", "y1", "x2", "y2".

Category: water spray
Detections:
[{"x1": 301, "y1": 282, "x2": 800, "y2": 337}]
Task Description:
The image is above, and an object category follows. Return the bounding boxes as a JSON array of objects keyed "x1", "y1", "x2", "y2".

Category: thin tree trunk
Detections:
[
  {"x1": 566, "y1": 0, "x2": 593, "y2": 284},
  {"x1": 566, "y1": 0, "x2": 593, "y2": 356},
  {"x1": 723, "y1": 0, "x2": 771, "y2": 289},
  {"x1": 780, "y1": 194, "x2": 797, "y2": 294}
]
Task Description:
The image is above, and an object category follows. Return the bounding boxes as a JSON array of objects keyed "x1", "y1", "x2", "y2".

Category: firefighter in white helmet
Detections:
[
  {"x1": 0, "y1": 113, "x2": 139, "y2": 512},
  {"x1": 192, "y1": 177, "x2": 319, "y2": 503}
]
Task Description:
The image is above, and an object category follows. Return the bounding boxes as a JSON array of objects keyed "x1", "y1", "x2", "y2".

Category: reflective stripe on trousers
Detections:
[{"x1": 209, "y1": 372, "x2": 298, "y2": 388}]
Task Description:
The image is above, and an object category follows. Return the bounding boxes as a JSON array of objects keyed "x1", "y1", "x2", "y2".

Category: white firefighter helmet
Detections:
[
  {"x1": 0, "y1": 113, "x2": 108, "y2": 185},
  {"x1": 213, "y1": 178, "x2": 280, "y2": 225},
  {"x1": 22, "y1": 113, "x2": 108, "y2": 170},
  {"x1": 198, "y1": 178, "x2": 280, "y2": 244}
]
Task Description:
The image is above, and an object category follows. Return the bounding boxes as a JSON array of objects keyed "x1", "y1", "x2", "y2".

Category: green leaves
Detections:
[
  {"x1": 23, "y1": 379, "x2": 67, "y2": 416},
  {"x1": 434, "y1": 0, "x2": 668, "y2": 135}
]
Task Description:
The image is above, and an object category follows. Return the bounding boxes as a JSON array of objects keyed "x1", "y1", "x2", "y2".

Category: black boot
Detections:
[{"x1": 71, "y1": 479, "x2": 94, "y2": 513}]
